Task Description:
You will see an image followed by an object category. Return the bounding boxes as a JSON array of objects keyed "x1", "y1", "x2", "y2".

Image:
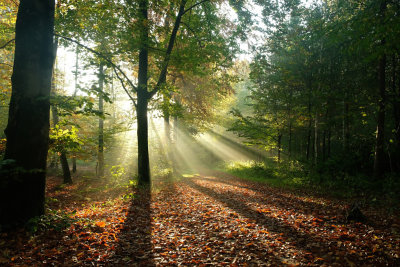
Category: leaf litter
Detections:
[{"x1": 0, "y1": 173, "x2": 399, "y2": 266}]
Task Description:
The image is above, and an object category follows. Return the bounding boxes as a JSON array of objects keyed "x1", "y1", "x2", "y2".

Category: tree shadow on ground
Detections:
[
  {"x1": 194, "y1": 174, "x2": 344, "y2": 220},
  {"x1": 111, "y1": 186, "x2": 154, "y2": 266},
  {"x1": 183, "y1": 177, "x2": 400, "y2": 266}
]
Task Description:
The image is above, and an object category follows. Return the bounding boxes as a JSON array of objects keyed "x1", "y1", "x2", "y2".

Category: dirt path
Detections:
[{"x1": 112, "y1": 173, "x2": 400, "y2": 266}]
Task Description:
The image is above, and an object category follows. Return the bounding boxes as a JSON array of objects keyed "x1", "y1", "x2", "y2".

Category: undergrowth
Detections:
[{"x1": 219, "y1": 160, "x2": 400, "y2": 211}]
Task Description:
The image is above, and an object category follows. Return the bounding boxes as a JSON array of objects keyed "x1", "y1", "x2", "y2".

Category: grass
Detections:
[{"x1": 218, "y1": 160, "x2": 307, "y2": 189}]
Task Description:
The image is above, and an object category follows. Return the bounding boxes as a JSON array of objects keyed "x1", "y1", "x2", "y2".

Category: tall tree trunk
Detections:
[
  {"x1": 73, "y1": 45, "x2": 79, "y2": 97},
  {"x1": 98, "y1": 63, "x2": 105, "y2": 177},
  {"x1": 327, "y1": 129, "x2": 331, "y2": 159},
  {"x1": 288, "y1": 120, "x2": 292, "y2": 160},
  {"x1": 344, "y1": 100, "x2": 350, "y2": 153},
  {"x1": 391, "y1": 54, "x2": 400, "y2": 171},
  {"x1": 51, "y1": 37, "x2": 72, "y2": 184},
  {"x1": 277, "y1": 132, "x2": 282, "y2": 163},
  {"x1": 72, "y1": 44, "x2": 79, "y2": 173},
  {"x1": 306, "y1": 78, "x2": 312, "y2": 161},
  {"x1": 374, "y1": 55, "x2": 386, "y2": 179},
  {"x1": 314, "y1": 111, "x2": 318, "y2": 165},
  {"x1": 306, "y1": 103, "x2": 312, "y2": 161},
  {"x1": 51, "y1": 107, "x2": 72, "y2": 184},
  {"x1": 137, "y1": 0, "x2": 151, "y2": 185},
  {"x1": 0, "y1": 0, "x2": 55, "y2": 227},
  {"x1": 373, "y1": 0, "x2": 387, "y2": 180},
  {"x1": 72, "y1": 157, "x2": 77, "y2": 173}
]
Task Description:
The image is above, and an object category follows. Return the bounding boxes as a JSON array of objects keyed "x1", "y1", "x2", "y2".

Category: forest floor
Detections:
[{"x1": 1, "y1": 171, "x2": 400, "y2": 266}]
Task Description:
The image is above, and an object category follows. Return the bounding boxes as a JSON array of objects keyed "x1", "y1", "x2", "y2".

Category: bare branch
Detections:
[
  {"x1": 182, "y1": 0, "x2": 210, "y2": 16},
  {"x1": 54, "y1": 33, "x2": 138, "y2": 96},
  {"x1": 0, "y1": 62, "x2": 13, "y2": 68},
  {"x1": 149, "y1": 0, "x2": 188, "y2": 98},
  {"x1": 112, "y1": 68, "x2": 137, "y2": 108},
  {"x1": 0, "y1": 39, "x2": 15, "y2": 49},
  {"x1": 181, "y1": 21, "x2": 205, "y2": 48}
]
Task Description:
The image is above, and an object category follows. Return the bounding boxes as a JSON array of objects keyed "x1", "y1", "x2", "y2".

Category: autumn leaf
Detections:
[{"x1": 95, "y1": 221, "x2": 106, "y2": 227}]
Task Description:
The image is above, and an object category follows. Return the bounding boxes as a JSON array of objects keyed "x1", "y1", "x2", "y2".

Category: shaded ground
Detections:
[{"x1": 1, "y1": 172, "x2": 400, "y2": 266}]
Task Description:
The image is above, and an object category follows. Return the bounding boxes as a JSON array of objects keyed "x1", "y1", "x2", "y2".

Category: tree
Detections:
[{"x1": 0, "y1": 0, "x2": 55, "y2": 226}]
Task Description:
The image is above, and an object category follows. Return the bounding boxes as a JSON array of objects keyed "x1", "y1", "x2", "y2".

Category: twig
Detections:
[
  {"x1": 182, "y1": 0, "x2": 210, "y2": 15},
  {"x1": 0, "y1": 39, "x2": 15, "y2": 49},
  {"x1": 0, "y1": 62, "x2": 12, "y2": 68},
  {"x1": 54, "y1": 33, "x2": 138, "y2": 95}
]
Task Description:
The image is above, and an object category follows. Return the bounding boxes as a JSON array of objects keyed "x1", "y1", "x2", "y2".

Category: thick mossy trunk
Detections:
[{"x1": 0, "y1": 0, "x2": 55, "y2": 227}]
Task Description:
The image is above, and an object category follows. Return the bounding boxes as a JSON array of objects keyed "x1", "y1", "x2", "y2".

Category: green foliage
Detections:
[
  {"x1": 109, "y1": 165, "x2": 127, "y2": 184},
  {"x1": 49, "y1": 125, "x2": 83, "y2": 154},
  {"x1": 25, "y1": 209, "x2": 76, "y2": 234},
  {"x1": 51, "y1": 94, "x2": 109, "y2": 118},
  {"x1": 220, "y1": 160, "x2": 306, "y2": 188}
]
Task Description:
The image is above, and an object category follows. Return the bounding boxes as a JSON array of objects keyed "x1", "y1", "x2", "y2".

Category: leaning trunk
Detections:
[{"x1": 0, "y1": 0, "x2": 55, "y2": 226}]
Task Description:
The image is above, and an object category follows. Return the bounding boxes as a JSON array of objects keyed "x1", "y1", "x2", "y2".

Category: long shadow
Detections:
[
  {"x1": 151, "y1": 182, "x2": 286, "y2": 265},
  {"x1": 183, "y1": 178, "x2": 351, "y2": 263},
  {"x1": 195, "y1": 175, "x2": 339, "y2": 220},
  {"x1": 185, "y1": 177, "x2": 400, "y2": 265},
  {"x1": 111, "y1": 186, "x2": 154, "y2": 266}
]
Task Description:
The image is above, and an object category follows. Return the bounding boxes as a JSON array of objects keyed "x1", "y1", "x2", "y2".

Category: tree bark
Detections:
[
  {"x1": 51, "y1": 37, "x2": 72, "y2": 184},
  {"x1": 72, "y1": 157, "x2": 77, "y2": 173},
  {"x1": 71, "y1": 44, "x2": 79, "y2": 173},
  {"x1": 137, "y1": 0, "x2": 151, "y2": 185},
  {"x1": 314, "y1": 111, "x2": 318, "y2": 165},
  {"x1": 98, "y1": 63, "x2": 105, "y2": 177},
  {"x1": 391, "y1": 54, "x2": 400, "y2": 171},
  {"x1": 373, "y1": 0, "x2": 387, "y2": 180},
  {"x1": 306, "y1": 103, "x2": 312, "y2": 161},
  {"x1": 51, "y1": 106, "x2": 72, "y2": 184},
  {"x1": 0, "y1": 0, "x2": 55, "y2": 227},
  {"x1": 277, "y1": 132, "x2": 282, "y2": 163}
]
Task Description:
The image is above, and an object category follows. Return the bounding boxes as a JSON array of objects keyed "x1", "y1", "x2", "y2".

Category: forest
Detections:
[{"x1": 0, "y1": 0, "x2": 399, "y2": 265}]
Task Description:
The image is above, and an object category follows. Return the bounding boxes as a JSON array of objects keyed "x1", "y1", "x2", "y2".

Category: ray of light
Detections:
[{"x1": 196, "y1": 132, "x2": 254, "y2": 162}]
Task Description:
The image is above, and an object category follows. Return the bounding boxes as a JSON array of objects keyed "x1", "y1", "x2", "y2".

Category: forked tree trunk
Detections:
[{"x1": 0, "y1": 0, "x2": 55, "y2": 227}]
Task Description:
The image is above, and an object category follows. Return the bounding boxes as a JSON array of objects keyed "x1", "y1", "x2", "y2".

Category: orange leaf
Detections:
[{"x1": 96, "y1": 221, "x2": 106, "y2": 227}]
